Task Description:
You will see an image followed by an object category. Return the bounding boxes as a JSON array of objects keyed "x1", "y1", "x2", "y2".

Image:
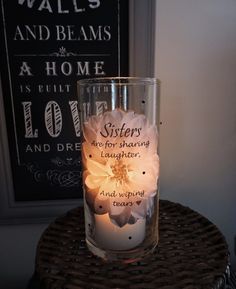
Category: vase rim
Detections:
[{"x1": 77, "y1": 77, "x2": 160, "y2": 86}]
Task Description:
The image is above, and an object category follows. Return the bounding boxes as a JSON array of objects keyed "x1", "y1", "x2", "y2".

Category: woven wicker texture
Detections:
[{"x1": 35, "y1": 200, "x2": 230, "y2": 289}]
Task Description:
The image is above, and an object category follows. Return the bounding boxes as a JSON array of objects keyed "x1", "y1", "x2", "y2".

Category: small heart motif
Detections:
[{"x1": 136, "y1": 201, "x2": 142, "y2": 206}]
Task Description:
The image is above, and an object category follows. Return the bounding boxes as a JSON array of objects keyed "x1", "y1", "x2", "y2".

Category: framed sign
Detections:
[{"x1": 0, "y1": 0, "x2": 156, "y2": 223}]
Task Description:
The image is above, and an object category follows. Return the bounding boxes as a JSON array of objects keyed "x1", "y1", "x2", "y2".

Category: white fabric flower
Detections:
[{"x1": 82, "y1": 109, "x2": 160, "y2": 227}]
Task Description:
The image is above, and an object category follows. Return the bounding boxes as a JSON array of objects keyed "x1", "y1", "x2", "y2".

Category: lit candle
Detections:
[{"x1": 94, "y1": 213, "x2": 146, "y2": 250}]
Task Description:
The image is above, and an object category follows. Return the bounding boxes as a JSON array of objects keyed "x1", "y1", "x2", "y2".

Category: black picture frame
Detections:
[{"x1": 0, "y1": 0, "x2": 156, "y2": 223}]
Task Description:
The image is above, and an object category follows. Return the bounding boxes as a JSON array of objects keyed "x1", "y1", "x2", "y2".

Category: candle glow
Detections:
[{"x1": 81, "y1": 109, "x2": 159, "y2": 249}]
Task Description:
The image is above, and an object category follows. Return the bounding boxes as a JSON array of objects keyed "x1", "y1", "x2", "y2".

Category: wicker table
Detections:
[{"x1": 30, "y1": 200, "x2": 236, "y2": 289}]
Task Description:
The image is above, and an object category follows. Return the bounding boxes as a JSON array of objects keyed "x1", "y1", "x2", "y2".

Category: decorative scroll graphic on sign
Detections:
[
  {"x1": 82, "y1": 109, "x2": 160, "y2": 228},
  {"x1": 0, "y1": 0, "x2": 128, "y2": 201},
  {"x1": 24, "y1": 157, "x2": 81, "y2": 186}
]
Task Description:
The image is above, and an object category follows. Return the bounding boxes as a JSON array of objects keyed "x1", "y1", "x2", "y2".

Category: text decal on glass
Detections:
[{"x1": 82, "y1": 109, "x2": 160, "y2": 227}]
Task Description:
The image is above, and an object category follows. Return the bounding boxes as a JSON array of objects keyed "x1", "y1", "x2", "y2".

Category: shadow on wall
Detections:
[{"x1": 0, "y1": 223, "x2": 48, "y2": 289}]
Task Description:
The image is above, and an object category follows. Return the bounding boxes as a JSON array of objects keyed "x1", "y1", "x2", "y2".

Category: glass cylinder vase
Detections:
[{"x1": 77, "y1": 77, "x2": 160, "y2": 263}]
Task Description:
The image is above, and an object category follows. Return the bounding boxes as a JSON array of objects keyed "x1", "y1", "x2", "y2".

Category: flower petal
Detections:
[
  {"x1": 109, "y1": 207, "x2": 131, "y2": 227},
  {"x1": 82, "y1": 142, "x2": 105, "y2": 165},
  {"x1": 86, "y1": 158, "x2": 109, "y2": 176},
  {"x1": 85, "y1": 174, "x2": 107, "y2": 190}
]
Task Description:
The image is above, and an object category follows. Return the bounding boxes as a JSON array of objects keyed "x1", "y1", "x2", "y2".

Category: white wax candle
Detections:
[{"x1": 94, "y1": 213, "x2": 146, "y2": 250}]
